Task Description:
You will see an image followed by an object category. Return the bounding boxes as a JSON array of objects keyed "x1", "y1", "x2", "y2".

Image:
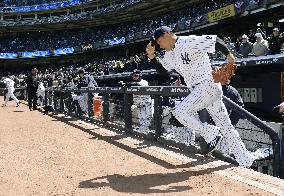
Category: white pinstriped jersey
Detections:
[
  {"x1": 3, "y1": 78, "x2": 15, "y2": 89},
  {"x1": 160, "y1": 35, "x2": 217, "y2": 87}
]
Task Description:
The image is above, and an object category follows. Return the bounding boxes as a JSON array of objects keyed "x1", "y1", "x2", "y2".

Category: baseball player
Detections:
[
  {"x1": 130, "y1": 69, "x2": 152, "y2": 133},
  {"x1": 73, "y1": 69, "x2": 98, "y2": 116},
  {"x1": 2, "y1": 76, "x2": 20, "y2": 107},
  {"x1": 37, "y1": 81, "x2": 46, "y2": 106},
  {"x1": 146, "y1": 26, "x2": 259, "y2": 168}
]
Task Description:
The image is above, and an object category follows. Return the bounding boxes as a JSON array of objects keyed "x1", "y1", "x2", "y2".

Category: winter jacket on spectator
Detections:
[
  {"x1": 268, "y1": 35, "x2": 284, "y2": 55},
  {"x1": 252, "y1": 33, "x2": 269, "y2": 56},
  {"x1": 240, "y1": 41, "x2": 253, "y2": 58},
  {"x1": 123, "y1": 58, "x2": 139, "y2": 73},
  {"x1": 26, "y1": 74, "x2": 39, "y2": 93}
]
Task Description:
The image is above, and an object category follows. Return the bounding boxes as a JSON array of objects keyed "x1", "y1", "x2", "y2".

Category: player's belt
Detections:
[{"x1": 191, "y1": 83, "x2": 200, "y2": 89}]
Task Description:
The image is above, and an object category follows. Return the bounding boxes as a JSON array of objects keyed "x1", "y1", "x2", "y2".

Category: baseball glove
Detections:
[{"x1": 212, "y1": 63, "x2": 237, "y2": 84}]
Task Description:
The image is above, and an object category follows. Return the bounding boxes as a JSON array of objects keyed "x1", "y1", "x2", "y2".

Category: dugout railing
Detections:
[{"x1": 43, "y1": 86, "x2": 282, "y2": 178}]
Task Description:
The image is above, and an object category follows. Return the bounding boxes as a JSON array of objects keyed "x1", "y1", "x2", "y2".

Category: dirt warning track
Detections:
[{"x1": 0, "y1": 98, "x2": 283, "y2": 196}]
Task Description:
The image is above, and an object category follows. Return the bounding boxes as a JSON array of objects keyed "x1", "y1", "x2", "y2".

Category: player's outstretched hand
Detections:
[
  {"x1": 227, "y1": 53, "x2": 235, "y2": 65},
  {"x1": 146, "y1": 42, "x2": 156, "y2": 60}
]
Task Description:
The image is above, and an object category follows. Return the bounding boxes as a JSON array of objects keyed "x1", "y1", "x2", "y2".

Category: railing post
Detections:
[
  {"x1": 68, "y1": 90, "x2": 73, "y2": 116},
  {"x1": 281, "y1": 134, "x2": 284, "y2": 178},
  {"x1": 272, "y1": 139, "x2": 281, "y2": 177},
  {"x1": 25, "y1": 88, "x2": 28, "y2": 101},
  {"x1": 44, "y1": 89, "x2": 48, "y2": 106},
  {"x1": 102, "y1": 93, "x2": 110, "y2": 122},
  {"x1": 153, "y1": 95, "x2": 163, "y2": 139},
  {"x1": 124, "y1": 92, "x2": 133, "y2": 132},
  {"x1": 59, "y1": 89, "x2": 64, "y2": 113},
  {"x1": 53, "y1": 89, "x2": 57, "y2": 112},
  {"x1": 88, "y1": 91, "x2": 94, "y2": 118}
]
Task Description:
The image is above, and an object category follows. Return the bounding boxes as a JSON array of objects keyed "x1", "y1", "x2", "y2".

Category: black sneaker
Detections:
[{"x1": 199, "y1": 135, "x2": 222, "y2": 155}]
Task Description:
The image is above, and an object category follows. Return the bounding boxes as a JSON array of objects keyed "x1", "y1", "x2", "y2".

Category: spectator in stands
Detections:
[
  {"x1": 224, "y1": 37, "x2": 236, "y2": 55},
  {"x1": 123, "y1": 56, "x2": 139, "y2": 72},
  {"x1": 248, "y1": 29, "x2": 256, "y2": 43},
  {"x1": 252, "y1": 33, "x2": 269, "y2": 56},
  {"x1": 114, "y1": 61, "x2": 124, "y2": 73},
  {"x1": 239, "y1": 34, "x2": 253, "y2": 58},
  {"x1": 268, "y1": 28, "x2": 284, "y2": 55},
  {"x1": 256, "y1": 27, "x2": 266, "y2": 39},
  {"x1": 107, "y1": 62, "x2": 116, "y2": 75}
]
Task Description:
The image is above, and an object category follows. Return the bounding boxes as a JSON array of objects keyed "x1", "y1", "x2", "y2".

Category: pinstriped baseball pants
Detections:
[
  {"x1": 137, "y1": 103, "x2": 152, "y2": 129},
  {"x1": 173, "y1": 79, "x2": 252, "y2": 166},
  {"x1": 4, "y1": 88, "x2": 19, "y2": 105}
]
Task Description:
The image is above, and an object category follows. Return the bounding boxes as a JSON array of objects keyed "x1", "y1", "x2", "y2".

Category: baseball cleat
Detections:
[{"x1": 199, "y1": 135, "x2": 222, "y2": 155}]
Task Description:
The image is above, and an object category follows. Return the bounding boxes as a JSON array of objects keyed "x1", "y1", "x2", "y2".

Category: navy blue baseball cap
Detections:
[
  {"x1": 153, "y1": 26, "x2": 172, "y2": 40},
  {"x1": 132, "y1": 69, "x2": 141, "y2": 76}
]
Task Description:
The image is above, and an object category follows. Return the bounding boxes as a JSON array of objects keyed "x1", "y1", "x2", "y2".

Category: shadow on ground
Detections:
[
  {"x1": 45, "y1": 112, "x2": 235, "y2": 194},
  {"x1": 79, "y1": 164, "x2": 232, "y2": 194}
]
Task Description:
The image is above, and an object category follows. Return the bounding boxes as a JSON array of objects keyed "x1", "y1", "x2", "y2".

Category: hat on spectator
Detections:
[
  {"x1": 169, "y1": 72, "x2": 180, "y2": 83},
  {"x1": 273, "y1": 28, "x2": 279, "y2": 31},
  {"x1": 77, "y1": 69, "x2": 85, "y2": 74},
  {"x1": 241, "y1": 34, "x2": 248, "y2": 39},
  {"x1": 255, "y1": 33, "x2": 262, "y2": 38},
  {"x1": 131, "y1": 69, "x2": 141, "y2": 77},
  {"x1": 153, "y1": 26, "x2": 172, "y2": 40}
]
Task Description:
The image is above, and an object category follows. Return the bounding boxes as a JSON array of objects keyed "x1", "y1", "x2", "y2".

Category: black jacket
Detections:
[{"x1": 26, "y1": 74, "x2": 39, "y2": 92}]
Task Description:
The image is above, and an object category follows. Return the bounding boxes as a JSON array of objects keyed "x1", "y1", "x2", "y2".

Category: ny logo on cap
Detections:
[{"x1": 181, "y1": 52, "x2": 191, "y2": 64}]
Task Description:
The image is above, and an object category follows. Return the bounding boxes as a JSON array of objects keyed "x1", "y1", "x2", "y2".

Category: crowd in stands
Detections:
[
  {"x1": 0, "y1": 23, "x2": 282, "y2": 59},
  {"x1": 1, "y1": 25, "x2": 284, "y2": 93},
  {"x1": 0, "y1": 53, "x2": 146, "y2": 88},
  {"x1": 2, "y1": 24, "x2": 284, "y2": 89},
  {"x1": 0, "y1": 0, "x2": 69, "y2": 7},
  {"x1": 215, "y1": 27, "x2": 284, "y2": 59},
  {"x1": 0, "y1": 0, "x2": 102, "y2": 7},
  {"x1": 0, "y1": 0, "x2": 269, "y2": 26},
  {"x1": 0, "y1": 0, "x2": 283, "y2": 86},
  {"x1": 0, "y1": 0, "x2": 276, "y2": 54}
]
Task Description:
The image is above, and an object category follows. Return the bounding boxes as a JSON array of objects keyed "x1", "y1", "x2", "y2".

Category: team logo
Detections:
[{"x1": 181, "y1": 52, "x2": 191, "y2": 64}]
